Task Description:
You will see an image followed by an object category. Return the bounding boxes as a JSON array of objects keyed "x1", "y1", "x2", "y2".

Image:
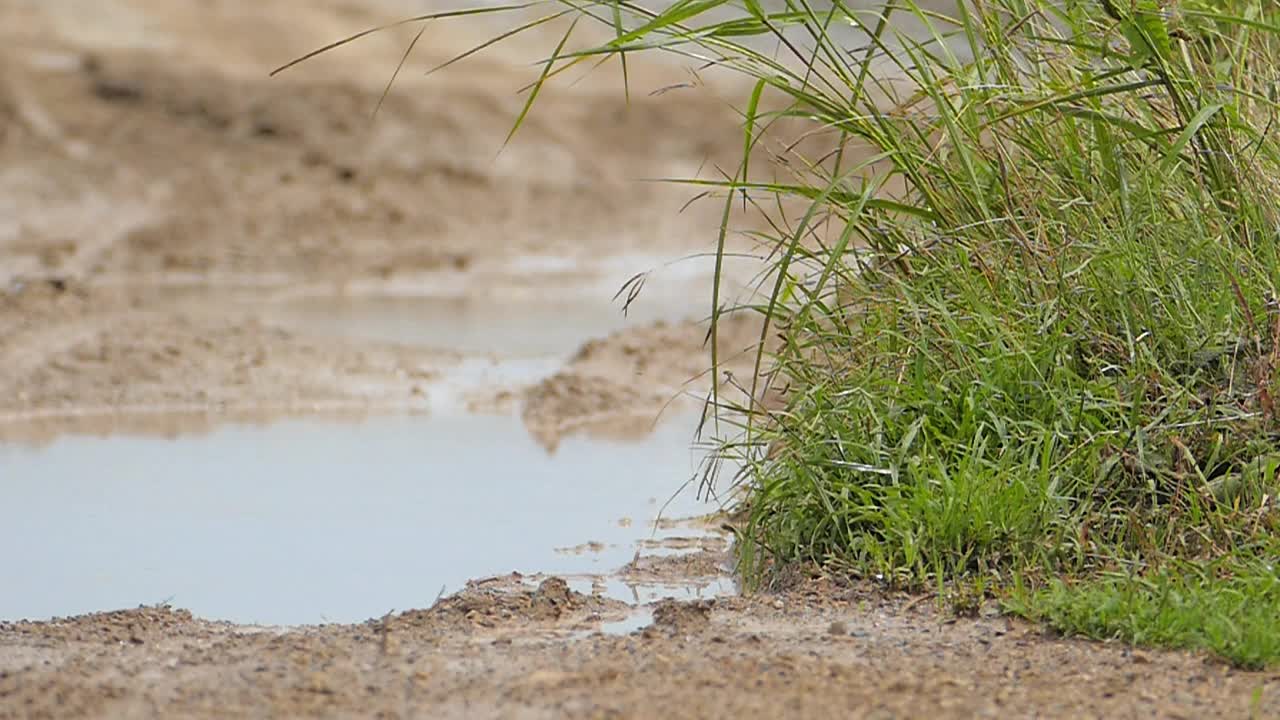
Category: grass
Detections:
[
  {"x1": 281, "y1": 0, "x2": 1280, "y2": 667},
  {"x1": 1006, "y1": 558, "x2": 1280, "y2": 669}
]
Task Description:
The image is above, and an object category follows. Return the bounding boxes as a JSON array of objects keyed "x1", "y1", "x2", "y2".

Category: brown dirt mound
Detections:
[
  {"x1": 522, "y1": 315, "x2": 764, "y2": 450},
  {"x1": 393, "y1": 576, "x2": 627, "y2": 634},
  {"x1": 621, "y1": 550, "x2": 733, "y2": 585},
  {"x1": 0, "y1": 605, "x2": 201, "y2": 646},
  {"x1": 0, "y1": 280, "x2": 446, "y2": 443},
  {"x1": 648, "y1": 599, "x2": 715, "y2": 636}
]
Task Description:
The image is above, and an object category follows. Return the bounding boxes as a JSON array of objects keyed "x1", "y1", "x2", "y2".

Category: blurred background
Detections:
[{"x1": 0, "y1": 0, "x2": 781, "y2": 444}]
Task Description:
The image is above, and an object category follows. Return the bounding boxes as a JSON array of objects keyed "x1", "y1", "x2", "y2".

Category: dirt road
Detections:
[
  {"x1": 2, "y1": 1, "x2": 1278, "y2": 717},
  {"x1": 4, "y1": 570, "x2": 1277, "y2": 719}
]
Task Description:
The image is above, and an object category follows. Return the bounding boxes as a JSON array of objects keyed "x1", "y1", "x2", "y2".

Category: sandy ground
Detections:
[
  {"x1": 4, "y1": 0, "x2": 1280, "y2": 717},
  {"x1": 4, "y1": 565, "x2": 1279, "y2": 719},
  {"x1": 0, "y1": 0, "x2": 767, "y2": 447}
]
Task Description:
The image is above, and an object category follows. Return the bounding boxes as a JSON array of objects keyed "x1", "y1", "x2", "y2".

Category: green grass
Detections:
[
  {"x1": 283, "y1": 0, "x2": 1280, "y2": 667},
  {"x1": 1008, "y1": 557, "x2": 1280, "y2": 669}
]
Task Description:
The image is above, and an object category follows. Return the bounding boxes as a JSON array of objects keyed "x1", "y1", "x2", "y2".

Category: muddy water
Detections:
[
  {"x1": 255, "y1": 256, "x2": 728, "y2": 359},
  {"x1": 262, "y1": 294, "x2": 631, "y2": 357},
  {"x1": 1, "y1": 411, "x2": 732, "y2": 626}
]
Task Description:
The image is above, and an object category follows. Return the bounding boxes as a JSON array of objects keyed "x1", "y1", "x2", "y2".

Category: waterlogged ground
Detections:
[{"x1": 3, "y1": 0, "x2": 1280, "y2": 717}]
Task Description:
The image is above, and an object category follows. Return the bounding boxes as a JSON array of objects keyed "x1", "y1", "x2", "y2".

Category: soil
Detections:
[
  {"x1": 0, "y1": 0, "x2": 766, "y2": 447},
  {"x1": 4, "y1": 1, "x2": 1280, "y2": 717},
  {"x1": 4, "y1": 567, "x2": 1278, "y2": 719}
]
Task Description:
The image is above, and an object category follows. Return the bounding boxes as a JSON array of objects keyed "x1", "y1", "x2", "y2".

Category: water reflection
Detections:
[{"x1": 1, "y1": 412, "x2": 726, "y2": 626}]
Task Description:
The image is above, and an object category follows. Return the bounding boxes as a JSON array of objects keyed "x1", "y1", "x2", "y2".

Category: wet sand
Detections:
[
  {"x1": 5, "y1": 570, "x2": 1277, "y2": 719},
  {"x1": 0, "y1": 0, "x2": 765, "y2": 447}
]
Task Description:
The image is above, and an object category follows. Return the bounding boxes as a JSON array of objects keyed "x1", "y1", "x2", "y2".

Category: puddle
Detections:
[
  {"x1": 581, "y1": 577, "x2": 736, "y2": 606},
  {"x1": 254, "y1": 258, "x2": 731, "y2": 359},
  {"x1": 258, "y1": 294, "x2": 652, "y2": 358},
  {"x1": 0, "y1": 412, "x2": 732, "y2": 626},
  {"x1": 428, "y1": 355, "x2": 565, "y2": 414},
  {"x1": 600, "y1": 608, "x2": 654, "y2": 636}
]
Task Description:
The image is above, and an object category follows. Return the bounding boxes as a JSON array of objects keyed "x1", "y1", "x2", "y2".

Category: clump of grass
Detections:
[
  {"x1": 285, "y1": 0, "x2": 1280, "y2": 665},
  {"x1": 609, "y1": 0, "x2": 1280, "y2": 666},
  {"x1": 692, "y1": 0, "x2": 1280, "y2": 664}
]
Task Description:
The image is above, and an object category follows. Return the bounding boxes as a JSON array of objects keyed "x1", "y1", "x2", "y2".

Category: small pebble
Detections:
[{"x1": 827, "y1": 621, "x2": 848, "y2": 636}]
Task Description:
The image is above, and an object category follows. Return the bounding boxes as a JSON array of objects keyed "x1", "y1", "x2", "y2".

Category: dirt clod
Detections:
[
  {"x1": 91, "y1": 79, "x2": 144, "y2": 103},
  {"x1": 2, "y1": 605, "x2": 198, "y2": 645},
  {"x1": 649, "y1": 600, "x2": 713, "y2": 636},
  {"x1": 531, "y1": 578, "x2": 574, "y2": 619},
  {"x1": 394, "y1": 576, "x2": 622, "y2": 636}
]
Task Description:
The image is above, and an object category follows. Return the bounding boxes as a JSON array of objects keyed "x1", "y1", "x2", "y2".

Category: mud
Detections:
[
  {"x1": 4, "y1": 572, "x2": 1278, "y2": 719},
  {"x1": 0, "y1": 0, "x2": 764, "y2": 446},
  {"x1": 521, "y1": 315, "x2": 762, "y2": 450}
]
